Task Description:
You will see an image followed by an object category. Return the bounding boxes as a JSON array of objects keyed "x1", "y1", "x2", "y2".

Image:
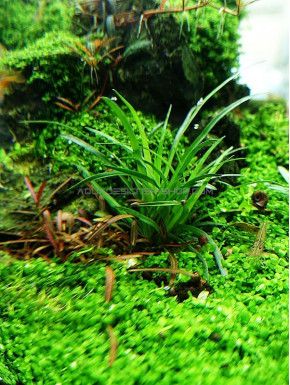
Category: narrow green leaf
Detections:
[
  {"x1": 85, "y1": 127, "x2": 133, "y2": 153},
  {"x1": 191, "y1": 96, "x2": 252, "y2": 152},
  {"x1": 189, "y1": 138, "x2": 224, "y2": 179},
  {"x1": 106, "y1": 165, "x2": 159, "y2": 188},
  {"x1": 128, "y1": 267, "x2": 200, "y2": 280},
  {"x1": 182, "y1": 225, "x2": 228, "y2": 276},
  {"x1": 64, "y1": 172, "x2": 116, "y2": 193},
  {"x1": 165, "y1": 79, "x2": 251, "y2": 177},
  {"x1": 169, "y1": 139, "x2": 217, "y2": 186},
  {"x1": 148, "y1": 121, "x2": 164, "y2": 137},
  {"x1": 117, "y1": 206, "x2": 162, "y2": 237},
  {"x1": 278, "y1": 166, "x2": 289, "y2": 184},
  {"x1": 102, "y1": 97, "x2": 140, "y2": 152},
  {"x1": 113, "y1": 90, "x2": 152, "y2": 166},
  {"x1": 155, "y1": 105, "x2": 172, "y2": 175},
  {"x1": 79, "y1": 168, "x2": 122, "y2": 209},
  {"x1": 61, "y1": 134, "x2": 108, "y2": 163},
  {"x1": 131, "y1": 200, "x2": 183, "y2": 207}
]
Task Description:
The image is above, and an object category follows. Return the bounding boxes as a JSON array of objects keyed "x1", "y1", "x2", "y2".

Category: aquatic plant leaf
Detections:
[
  {"x1": 165, "y1": 74, "x2": 251, "y2": 178},
  {"x1": 40, "y1": 178, "x2": 72, "y2": 209},
  {"x1": 268, "y1": 185, "x2": 289, "y2": 195},
  {"x1": 154, "y1": 105, "x2": 172, "y2": 182},
  {"x1": 84, "y1": 127, "x2": 132, "y2": 152},
  {"x1": 0, "y1": 239, "x2": 48, "y2": 245},
  {"x1": 113, "y1": 90, "x2": 153, "y2": 167},
  {"x1": 91, "y1": 37, "x2": 117, "y2": 52},
  {"x1": 168, "y1": 251, "x2": 178, "y2": 285},
  {"x1": 31, "y1": 245, "x2": 51, "y2": 256},
  {"x1": 42, "y1": 210, "x2": 59, "y2": 255},
  {"x1": 55, "y1": 97, "x2": 78, "y2": 112},
  {"x1": 115, "y1": 207, "x2": 163, "y2": 238},
  {"x1": 87, "y1": 71, "x2": 109, "y2": 111},
  {"x1": 278, "y1": 166, "x2": 289, "y2": 184},
  {"x1": 102, "y1": 97, "x2": 140, "y2": 152},
  {"x1": 232, "y1": 222, "x2": 260, "y2": 233},
  {"x1": 180, "y1": 224, "x2": 227, "y2": 276},
  {"x1": 249, "y1": 222, "x2": 268, "y2": 258},
  {"x1": 36, "y1": 181, "x2": 47, "y2": 206},
  {"x1": 96, "y1": 165, "x2": 160, "y2": 188},
  {"x1": 56, "y1": 210, "x2": 63, "y2": 232},
  {"x1": 61, "y1": 134, "x2": 108, "y2": 163},
  {"x1": 102, "y1": 252, "x2": 154, "y2": 261},
  {"x1": 131, "y1": 200, "x2": 183, "y2": 207},
  {"x1": 130, "y1": 220, "x2": 138, "y2": 247},
  {"x1": 105, "y1": 266, "x2": 115, "y2": 303},
  {"x1": 169, "y1": 139, "x2": 220, "y2": 186},
  {"x1": 24, "y1": 177, "x2": 37, "y2": 206},
  {"x1": 128, "y1": 267, "x2": 200, "y2": 280},
  {"x1": 88, "y1": 215, "x2": 133, "y2": 241},
  {"x1": 107, "y1": 325, "x2": 118, "y2": 367},
  {"x1": 76, "y1": 217, "x2": 93, "y2": 227}
]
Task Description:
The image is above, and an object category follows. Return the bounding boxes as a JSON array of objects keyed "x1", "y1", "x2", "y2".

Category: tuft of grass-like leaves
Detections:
[{"x1": 60, "y1": 74, "x2": 251, "y2": 275}]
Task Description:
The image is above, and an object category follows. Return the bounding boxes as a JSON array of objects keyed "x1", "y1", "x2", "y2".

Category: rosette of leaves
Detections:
[{"x1": 61, "y1": 74, "x2": 251, "y2": 275}]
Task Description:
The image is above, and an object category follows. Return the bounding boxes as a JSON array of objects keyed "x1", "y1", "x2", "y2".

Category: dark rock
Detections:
[
  {"x1": 112, "y1": 14, "x2": 203, "y2": 116},
  {"x1": 0, "y1": 115, "x2": 14, "y2": 149}
]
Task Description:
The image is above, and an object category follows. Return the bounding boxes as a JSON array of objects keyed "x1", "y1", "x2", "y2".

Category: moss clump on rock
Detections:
[{"x1": 0, "y1": 0, "x2": 73, "y2": 50}]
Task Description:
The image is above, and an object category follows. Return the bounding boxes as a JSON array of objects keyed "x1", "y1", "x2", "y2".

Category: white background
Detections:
[{"x1": 238, "y1": 0, "x2": 289, "y2": 100}]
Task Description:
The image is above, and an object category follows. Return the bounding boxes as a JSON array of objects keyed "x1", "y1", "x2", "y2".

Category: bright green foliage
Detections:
[
  {"x1": 0, "y1": 248, "x2": 288, "y2": 385},
  {"x1": 0, "y1": 361, "x2": 17, "y2": 384},
  {"x1": 177, "y1": 1, "x2": 241, "y2": 93},
  {"x1": 59, "y1": 109, "x2": 170, "y2": 165},
  {"x1": 193, "y1": 101, "x2": 289, "y2": 270},
  {"x1": 0, "y1": 103, "x2": 288, "y2": 385},
  {"x1": 61, "y1": 76, "x2": 250, "y2": 248},
  {"x1": 0, "y1": 32, "x2": 81, "y2": 69},
  {"x1": 0, "y1": 30, "x2": 121, "y2": 156},
  {"x1": 0, "y1": 32, "x2": 84, "y2": 104},
  {"x1": 0, "y1": 31, "x2": 119, "y2": 111},
  {"x1": 238, "y1": 102, "x2": 289, "y2": 170},
  {"x1": 192, "y1": 9, "x2": 240, "y2": 90},
  {"x1": 21, "y1": 105, "x2": 170, "y2": 171},
  {"x1": 0, "y1": 30, "x2": 89, "y2": 149},
  {"x1": 0, "y1": 0, "x2": 73, "y2": 50},
  {"x1": 0, "y1": 0, "x2": 244, "y2": 164}
]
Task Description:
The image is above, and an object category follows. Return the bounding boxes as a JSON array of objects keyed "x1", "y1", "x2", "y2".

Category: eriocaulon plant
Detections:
[{"x1": 62, "y1": 74, "x2": 251, "y2": 276}]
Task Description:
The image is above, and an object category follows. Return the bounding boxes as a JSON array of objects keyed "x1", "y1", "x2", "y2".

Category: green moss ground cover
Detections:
[
  {"x1": 0, "y1": 0, "x2": 73, "y2": 50},
  {"x1": 0, "y1": 102, "x2": 288, "y2": 384}
]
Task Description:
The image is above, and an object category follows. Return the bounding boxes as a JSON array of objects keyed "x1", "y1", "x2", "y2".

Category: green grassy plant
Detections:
[
  {"x1": 60, "y1": 75, "x2": 251, "y2": 274},
  {"x1": 0, "y1": 102, "x2": 288, "y2": 385}
]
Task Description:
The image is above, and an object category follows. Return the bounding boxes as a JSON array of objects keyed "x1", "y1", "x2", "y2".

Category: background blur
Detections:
[{"x1": 238, "y1": 0, "x2": 289, "y2": 100}]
